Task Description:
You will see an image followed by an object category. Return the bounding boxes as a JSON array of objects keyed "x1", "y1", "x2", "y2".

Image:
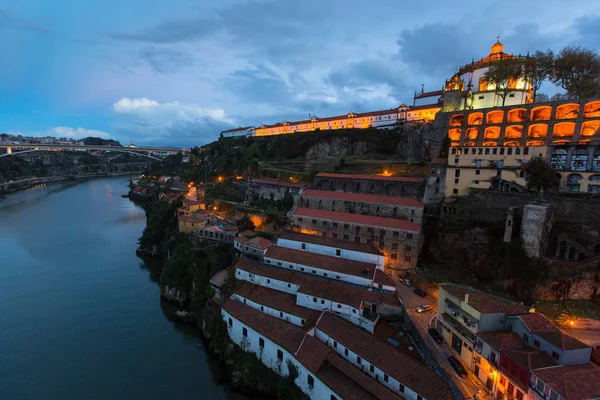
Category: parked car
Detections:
[
  {"x1": 428, "y1": 328, "x2": 443, "y2": 344},
  {"x1": 402, "y1": 279, "x2": 411, "y2": 286},
  {"x1": 448, "y1": 356, "x2": 468, "y2": 378},
  {"x1": 415, "y1": 305, "x2": 433, "y2": 313},
  {"x1": 413, "y1": 288, "x2": 426, "y2": 298}
]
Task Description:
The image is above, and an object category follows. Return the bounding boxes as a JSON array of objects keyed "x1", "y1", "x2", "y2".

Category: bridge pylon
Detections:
[{"x1": 7, "y1": 147, "x2": 11, "y2": 154}]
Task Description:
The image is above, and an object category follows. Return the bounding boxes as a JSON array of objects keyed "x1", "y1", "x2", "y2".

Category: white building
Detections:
[
  {"x1": 277, "y1": 231, "x2": 385, "y2": 268},
  {"x1": 221, "y1": 126, "x2": 256, "y2": 138}
]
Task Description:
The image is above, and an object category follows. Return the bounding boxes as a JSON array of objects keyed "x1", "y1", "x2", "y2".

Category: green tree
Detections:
[
  {"x1": 236, "y1": 216, "x2": 256, "y2": 232},
  {"x1": 524, "y1": 50, "x2": 554, "y2": 102},
  {"x1": 524, "y1": 156, "x2": 559, "y2": 191},
  {"x1": 244, "y1": 142, "x2": 261, "y2": 159},
  {"x1": 552, "y1": 46, "x2": 600, "y2": 99},
  {"x1": 484, "y1": 59, "x2": 526, "y2": 106}
]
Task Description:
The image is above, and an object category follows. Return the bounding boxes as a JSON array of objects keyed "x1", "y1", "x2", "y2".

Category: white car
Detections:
[
  {"x1": 415, "y1": 305, "x2": 434, "y2": 313},
  {"x1": 402, "y1": 279, "x2": 411, "y2": 286}
]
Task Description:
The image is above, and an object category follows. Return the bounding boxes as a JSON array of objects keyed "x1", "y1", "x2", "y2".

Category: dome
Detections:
[{"x1": 490, "y1": 40, "x2": 504, "y2": 54}]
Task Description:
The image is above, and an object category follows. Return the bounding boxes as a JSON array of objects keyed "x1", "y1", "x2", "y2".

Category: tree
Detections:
[
  {"x1": 523, "y1": 50, "x2": 554, "y2": 102},
  {"x1": 524, "y1": 156, "x2": 559, "y2": 191},
  {"x1": 484, "y1": 59, "x2": 526, "y2": 106},
  {"x1": 551, "y1": 93, "x2": 568, "y2": 102},
  {"x1": 536, "y1": 93, "x2": 550, "y2": 103},
  {"x1": 236, "y1": 216, "x2": 256, "y2": 232},
  {"x1": 552, "y1": 46, "x2": 600, "y2": 99}
]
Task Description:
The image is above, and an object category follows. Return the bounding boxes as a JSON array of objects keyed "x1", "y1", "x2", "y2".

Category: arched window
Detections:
[
  {"x1": 556, "y1": 104, "x2": 579, "y2": 119},
  {"x1": 567, "y1": 174, "x2": 583, "y2": 193},
  {"x1": 486, "y1": 110, "x2": 504, "y2": 124},
  {"x1": 450, "y1": 114, "x2": 464, "y2": 126},
  {"x1": 554, "y1": 122, "x2": 576, "y2": 138},
  {"x1": 448, "y1": 129, "x2": 462, "y2": 141},
  {"x1": 550, "y1": 149, "x2": 568, "y2": 169},
  {"x1": 505, "y1": 125, "x2": 523, "y2": 139},
  {"x1": 467, "y1": 128, "x2": 479, "y2": 140},
  {"x1": 588, "y1": 175, "x2": 600, "y2": 193},
  {"x1": 484, "y1": 126, "x2": 501, "y2": 139},
  {"x1": 468, "y1": 112, "x2": 483, "y2": 125},
  {"x1": 507, "y1": 108, "x2": 527, "y2": 123},
  {"x1": 528, "y1": 124, "x2": 548, "y2": 138},
  {"x1": 581, "y1": 121, "x2": 600, "y2": 137},
  {"x1": 531, "y1": 106, "x2": 552, "y2": 121},
  {"x1": 584, "y1": 101, "x2": 600, "y2": 118},
  {"x1": 570, "y1": 148, "x2": 589, "y2": 172}
]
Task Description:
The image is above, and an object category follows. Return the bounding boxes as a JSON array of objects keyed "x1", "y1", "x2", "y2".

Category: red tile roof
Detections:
[
  {"x1": 222, "y1": 299, "x2": 305, "y2": 354},
  {"x1": 234, "y1": 236, "x2": 250, "y2": 245},
  {"x1": 278, "y1": 231, "x2": 384, "y2": 256},
  {"x1": 295, "y1": 334, "x2": 331, "y2": 374},
  {"x1": 265, "y1": 245, "x2": 377, "y2": 279},
  {"x1": 250, "y1": 178, "x2": 305, "y2": 188},
  {"x1": 315, "y1": 312, "x2": 452, "y2": 400},
  {"x1": 442, "y1": 285, "x2": 529, "y2": 315},
  {"x1": 234, "y1": 282, "x2": 319, "y2": 325},
  {"x1": 302, "y1": 189, "x2": 424, "y2": 208},
  {"x1": 292, "y1": 207, "x2": 421, "y2": 232},
  {"x1": 532, "y1": 362, "x2": 600, "y2": 400},
  {"x1": 501, "y1": 348, "x2": 556, "y2": 373},
  {"x1": 178, "y1": 214, "x2": 211, "y2": 223},
  {"x1": 478, "y1": 332, "x2": 524, "y2": 351},
  {"x1": 315, "y1": 172, "x2": 424, "y2": 183},
  {"x1": 244, "y1": 236, "x2": 274, "y2": 251},
  {"x1": 373, "y1": 269, "x2": 396, "y2": 288},
  {"x1": 535, "y1": 330, "x2": 589, "y2": 351},
  {"x1": 518, "y1": 313, "x2": 556, "y2": 332}
]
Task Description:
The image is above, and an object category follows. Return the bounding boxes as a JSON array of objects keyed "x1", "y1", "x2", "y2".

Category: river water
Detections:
[{"x1": 0, "y1": 177, "x2": 249, "y2": 400}]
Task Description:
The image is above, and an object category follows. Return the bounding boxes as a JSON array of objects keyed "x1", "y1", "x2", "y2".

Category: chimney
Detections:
[{"x1": 464, "y1": 294, "x2": 469, "y2": 304}]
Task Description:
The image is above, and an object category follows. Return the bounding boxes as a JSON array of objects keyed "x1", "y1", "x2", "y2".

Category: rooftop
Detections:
[
  {"x1": 222, "y1": 299, "x2": 305, "y2": 354},
  {"x1": 293, "y1": 207, "x2": 421, "y2": 232},
  {"x1": 517, "y1": 313, "x2": 556, "y2": 332},
  {"x1": 244, "y1": 236, "x2": 274, "y2": 251},
  {"x1": 249, "y1": 178, "x2": 305, "y2": 188},
  {"x1": 221, "y1": 126, "x2": 254, "y2": 133},
  {"x1": 238, "y1": 230, "x2": 255, "y2": 238},
  {"x1": 234, "y1": 282, "x2": 319, "y2": 326},
  {"x1": 516, "y1": 313, "x2": 589, "y2": 350},
  {"x1": 501, "y1": 347, "x2": 556, "y2": 373},
  {"x1": 373, "y1": 269, "x2": 395, "y2": 288},
  {"x1": 414, "y1": 89, "x2": 443, "y2": 99},
  {"x1": 315, "y1": 172, "x2": 424, "y2": 183},
  {"x1": 477, "y1": 332, "x2": 524, "y2": 351},
  {"x1": 316, "y1": 312, "x2": 452, "y2": 400},
  {"x1": 178, "y1": 213, "x2": 212, "y2": 223},
  {"x1": 265, "y1": 245, "x2": 377, "y2": 280},
  {"x1": 302, "y1": 189, "x2": 424, "y2": 208},
  {"x1": 209, "y1": 269, "x2": 229, "y2": 287},
  {"x1": 278, "y1": 231, "x2": 384, "y2": 256},
  {"x1": 442, "y1": 284, "x2": 529, "y2": 316},
  {"x1": 532, "y1": 362, "x2": 600, "y2": 400}
]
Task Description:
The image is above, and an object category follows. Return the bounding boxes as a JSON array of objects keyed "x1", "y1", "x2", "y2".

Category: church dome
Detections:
[{"x1": 490, "y1": 40, "x2": 504, "y2": 54}]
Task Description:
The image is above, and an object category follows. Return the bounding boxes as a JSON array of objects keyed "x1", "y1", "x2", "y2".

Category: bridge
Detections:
[{"x1": 0, "y1": 143, "x2": 187, "y2": 161}]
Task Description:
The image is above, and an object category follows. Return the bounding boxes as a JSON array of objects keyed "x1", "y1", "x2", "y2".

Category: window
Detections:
[
  {"x1": 322, "y1": 221, "x2": 327, "y2": 226},
  {"x1": 370, "y1": 365, "x2": 375, "y2": 373},
  {"x1": 279, "y1": 312, "x2": 283, "y2": 317},
  {"x1": 312, "y1": 270, "x2": 316, "y2": 274},
  {"x1": 392, "y1": 243, "x2": 398, "y2": 250},
  {"x1": 300, "y1": 267, "x2": 304, "y2": 271},
  {"x1": 523, "y1": 334, "x2": 529, "y2": 342},
  {"x1": 453, "y1": 189, "x2": 458, "y2": 194},
  {"x1": 336, "y1": 249, "x2": 341, "y2": 257},
  {"x1": 344, "y1": 224, "x2": 350, "y2": 229},
  {"x1": 508, "y1": 148, "x2": 513, "y2": 155},
  {"x1": 321, "y1": 299, "x2": 325, "y2": 304},
  {"x1": 407, "y1": 233, "x2": 414, "y2": 239},
  {"x1": 261, "y1": 306, "x2": 264, "y2": 311},
  {"x1": 344, "y1": 349, "x2": 349, "y2": 356},
  {"x1": 391, "y1": 253, "x2": 398, "y2": 260},
  {"x1": 399, "y1": 384, "x2": 405, "y2": 393},
  {"x1": 552, "y1": 351, "x2": 559, "y2": 360},
  {"x1": 312, "y1": 219, "x2": 317, "y2": 225},
  {"x1": 332, "y1": 233, "x2": 338, "y2": 238},
  {"x1": 343, "y1": 235, "x2": 349, "y2": 240},
  {"x1": 367, "y1": 227, "x2": 374, "y2": 234},
  {"x1": 455, "y1": 169, "x2": 461, "y2": 177},
  {"x1": 355, "y1": 226, "x2": 361, "y2": 234},
  {"x1": 516, "y1": 147, "x2": 521, "y2": 155},
  {"x1": 259, "y1": 338, "x2": 265, "y2": 348},
  {"x1": 492, "y1": 148, "x2": 498, "y2": 155},
  {"x1": 452, "y1": 148, "x2": 457, "y2": 155},
  {"x1": 393, "y1": 231, "x2": 399, "y2": 237},
  {"x1": 478, "y1": 148, "x2": 483, "y2": 155},
  {"x1": 500, "y1": 376, "x2": 506, "y2": 386},
  {"x1": 243, "y1": 299, "x2": 247, "y2": 304},
  {"x1": 336, "y1": 275, "x2": 340, "y2": 279},
  {"x1": 404, "y1": 256, "x2": 412, "y2": 262},
  {"x1": 500, "y1": 148, "x2": 505, "y2": 155},
  {"x1": 228, "y1": 318, "x2": 232, "y2": 327},
  {"x1": 476, "y1": 169, "x2": 480, "y2": 175},
  {"x1": 337, "y1": 304, "x2": 341, "y2": 309},
  {"x1": 379, "y1": 229, "x2": 386, "y2": 236},
  {"x1": 357, "y1": 356, "x2": 362, "y2": 365},
  {"x1": 485, "y1": 148, "x2": 490, "y2": 155},
  {"x1": 301, "y1": 319, "x2": 305, "y2": 325},
  {"x1": 287, "y1": 283, "x2": 291, "y2": 287},
  {"x1": 267, "y1": 279, "x2": 271, "y2": 283},
  {"x1": 355, "y1": 236, "x2": 360, "y2": 243},
  {"x1": 384, "y1": 374, "x2": 389, "y2": 383},
  {"x1": 516, "y1": 390, "x2": 523, "y2": 400},
  {"x1": 524, "y1": 147, "x2": 529, "y2": 155},
  {"x1": 242, "y1": 327, "x2": 248, "y2": 337},
  {"x1": 533, "y1": 339, "x2": 540, "y2": 348},
  {"x1": 333, "y1": 222, "x2": 338, "y2": 228},
  {"x1": 301, "y1": 243, "x2": 306, "y2": 250},
  {"x1": 550, "y1": 390, "x2": 559, "y2": 400},
  {"x1": 307, "y1": 375, "x2": 314, "y2": 389},
  {"x1": 277, "y1": 349, "x2": 283, "y2": 361}
]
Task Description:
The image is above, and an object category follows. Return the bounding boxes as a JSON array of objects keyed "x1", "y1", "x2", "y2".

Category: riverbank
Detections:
[{"x1": 0, "y1": 171, "x2": 141, "y2": 195}]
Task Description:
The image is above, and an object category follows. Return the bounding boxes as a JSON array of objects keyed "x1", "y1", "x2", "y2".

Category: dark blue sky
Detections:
[{"x1": 2, "y1": 0, "x2": 600, "y2": 147}]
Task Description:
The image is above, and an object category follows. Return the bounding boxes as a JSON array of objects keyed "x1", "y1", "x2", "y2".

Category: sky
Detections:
[{"x1": 2, "y1": 0, "x2": 600, "y2": 147}]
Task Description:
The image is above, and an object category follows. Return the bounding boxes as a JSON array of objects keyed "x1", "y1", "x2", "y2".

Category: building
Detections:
[
  {"x1": 221, "y1": 126, "x2": 255, "y2": 138},
  {"x1": 247, "y1": 178, "x2": 306, "y2": 202},
  {"x1": 299, "y1": 189, "x2": 424, "y2": 224},
  {"x1": 177, "y1": 211, "x2": 212, "y2": 233},
  {"x1": 314, "y1": 172, "x2": 425, "y2": 199},
  {"x1": 314, "y1": 312, "x2": 453, "y2": 400},
  {"x1": 436, "y1": 284, "x2": 529, "y2": 366},
  {"x1": 445, "y1": 145, "x2": 548, "y2": 197},
  {"x1": 442, "y1": 40, "x2": 533, "y2": 112},
  {"x1": 290, "y1": 207, "x2": 421, "y2": 269},
  {"x1": 277, "y1": 231, "x2": 385, "y2": 268},
  {"x1": 208, "y1": 269, "x2": 229, "y2": 303},
  {"x1": 530, "y1": 362, "x2": 600, "y2": 400},
  {"x1": 233, "y1": 235, "x2": 274, "y2": 260}
]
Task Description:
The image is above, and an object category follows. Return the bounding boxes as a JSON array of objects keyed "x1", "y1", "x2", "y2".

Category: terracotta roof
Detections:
[
  {"x1": 222, "y1": 299, "x2": 305, "y2": 354},
  {"x1": 316, "y1": 312, "x2": 452, "y2": 400},
  {"x1": 532, "y1": 362, "x2": 600, "y2": 400},
  {"x1": 265, "y1": 245, "x2": 377, "y2": 279},
  {"x1": 373, "y1": 269, "x2": 395, "y2": 287},
  {"x1": 302, "y1": 189, "x2": 424, "y2": 208},
  {"x1": 478, "y1": 332, "x2": 524, "y2": 351},
  {"x1": 209, "y1": 269, "x2": 229, "y2": 287},
  {"x1": 234, "y1": 236, "x2": 250, "y2": 245},
  {"x1": 278, "y1": 231, "x2": 384, "y2": 256},
  {"x1": 374, "y1": 320, "x2": 422, "y2": 360},
  {"x1": 414, "y1": 90, "x2": 443, "y2": 99},
  {"x1": 501, "y1": 348, "x2": 556, "y2": 373},
  {"x1": 518, "y1": 313, "x2": 557, "y2": 332},
  {"x1": 442, "y1": 285, "x2": 529, "y2": 315},
  {"x1": 221, "y1": 126, "x2": 254, "y2": 133},
  {"x1": 295, "y1": 334, "x2": 331, "y2": 374},
  {"x1": 318, "y1": 353, "x2": 402, "y2": 400},
  {"x1": 292, "y1": 208, "x2": 421, "y2": 232},
  {"x1": 249, "y1": 178, "x2": 305, "y2": 188},
  {"x1": 234, "y1": 258, "x2": 400, "y2": 310},
  {"x1": 238, "y1": 230, "x2": 255, "y2": 238},
  {"x1": 535, "y1": 330, "x2": 589, "y2": 351},
  {"x1": 244, "y1": 236, "x2": 274, "y2": 251},
  {"x1": 234, "y1": 282, "x2": 319, "y2": 325},
  {"x1": 178, "y1": 214, "x2": 211, "y2": 223},
  {"x1": 315, "y1": 172, "x2": 424, "y2": 183}
]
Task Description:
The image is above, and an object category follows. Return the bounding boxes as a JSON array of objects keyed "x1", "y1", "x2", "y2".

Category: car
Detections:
[
  {"x1": 428, "y1": 328, "x2": 443, "y2": 344},
  {"x1": 413, "y1": 288, "x2": 426, "y2": 298},
  {"x1": 415, "y1": 305, "x2": 433, "y2": 313},
  {"x1": 448, "y1": 356, "x2": 468, "y2": 378},
  {"x1": 402, "y1": 279, "x2": 412, "y2": 286}
]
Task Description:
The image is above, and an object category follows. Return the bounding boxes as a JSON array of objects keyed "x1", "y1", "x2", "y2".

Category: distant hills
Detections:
[{"x1": 81, "y1": 137, "x2": 122, "y2": 147}]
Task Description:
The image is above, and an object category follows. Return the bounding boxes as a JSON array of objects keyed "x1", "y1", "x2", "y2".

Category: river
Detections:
[{"x1": 0, "y1": 177, "x2": 250, "y2": 400}]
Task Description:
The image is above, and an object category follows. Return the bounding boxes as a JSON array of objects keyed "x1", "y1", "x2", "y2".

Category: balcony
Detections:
[{"x1": 442, "y1": 312, "x2": 476, "y2": 342}]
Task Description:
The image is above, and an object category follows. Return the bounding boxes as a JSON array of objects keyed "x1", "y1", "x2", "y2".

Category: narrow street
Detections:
[{"x1": 392, "y1": 275, "x2": 487, "y2": 400}]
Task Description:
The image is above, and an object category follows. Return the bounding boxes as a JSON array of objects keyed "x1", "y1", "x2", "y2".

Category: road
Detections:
[
  {"x1": 392, "y1": 275, "x2": 488, "y2": 400},
  {"x1": 568, "y1": 329, "x2": 600, "y2": 347}
]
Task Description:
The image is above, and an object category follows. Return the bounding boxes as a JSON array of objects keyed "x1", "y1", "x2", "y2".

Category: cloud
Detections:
[
  {"x1": 113, "y1": 97, "x2": 229, "y2": 122},
  {"x1": 49, "y1": 126, "x2": 112, "y2": 139},
  {"x1": 0, "y1": 8, "x2": 50, "y2": 34},
  {"x1": 137, "y1": 47, "x2": 195, "y2": 73}
]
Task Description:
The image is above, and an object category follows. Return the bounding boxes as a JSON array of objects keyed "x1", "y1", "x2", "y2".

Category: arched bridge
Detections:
[{"x1": 0, "y1": 144, "x2": 187, "y2": 161}]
